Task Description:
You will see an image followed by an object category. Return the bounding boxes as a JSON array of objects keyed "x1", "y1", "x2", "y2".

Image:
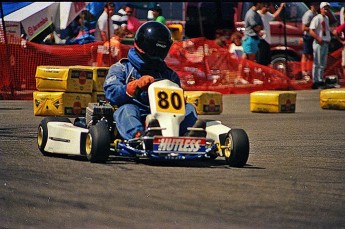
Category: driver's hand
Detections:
[{"x1": 126, "y1": 75, "x2": 155, "y2": 97}]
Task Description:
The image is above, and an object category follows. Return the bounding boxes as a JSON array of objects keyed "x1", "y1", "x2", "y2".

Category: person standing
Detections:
[
  {"x1": 301, "y1": 2, "x2": 319, "y2": 79},
  {"x1": 242, "y1": 2, "x2": 263, "y2": 61},
  {"x1": 242, "y1": 2, "x2": 263, "y2": 62},
  {"x1": 94, "y1": 2, "x2": 115, "y2": 42},
  {"x1": 123, "y1": 5, "x2": 141, "y2": 35},
  {"x1": 309, "y1": 2, "x2": 332, "y2": 89},
  {"x1": 239, "y1": 2, "x2": 263, "y2": 84},
  {"x1": 152, "y1": 5, "x2": 166, "y2": 25},
  {"x1": 256, "y1": 2, "x2": 285, "y2": 65}
]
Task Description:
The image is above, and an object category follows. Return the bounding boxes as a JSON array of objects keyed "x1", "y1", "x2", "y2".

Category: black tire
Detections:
[
  {"x1": 223, "y1": 129, "x2": 249, "y2": 167},
  {"x1": 37, "y1": 117, "x2": 71, "y2": 156},
  {"x1": 85, "y1": 121, "x2": 110, "y2": 163}
]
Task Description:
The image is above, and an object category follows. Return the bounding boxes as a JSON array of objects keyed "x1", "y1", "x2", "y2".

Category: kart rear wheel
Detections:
[
  {"x1": 37, "y1": 117, "x2": 71, "y2": 156},
  {"x1": 223, "y1": 129, "x2": 249, "y2": 167},
  {"x1": 85, "y1": 121, "x2": 110, "y2": 163}
]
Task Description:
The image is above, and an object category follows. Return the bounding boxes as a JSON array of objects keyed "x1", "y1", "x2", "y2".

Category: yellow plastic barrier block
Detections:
[
  {"x1": 33, "y1": 91, "x2": 91, "y2": 116},
  {"x1": 88, "y1": 66, "x2": 109, "y2": 92},
  {"x1": 35, "y1": 66, "x2": 93, "y2": 93},
  {"x1": 250, "y1": 90, "x2": 297, "y2": 113},
  {"x1": 184, "y1": 91, "x2": 222, "y2": 115},
  {"x1": 91, "y1": 91, "x2": 106, "y2": 103},
  {"x1": 320, "y1": 88, "x2": 345, "y2": 110},
  {"x1": 71, "y1": 65, "x2": 109, "y2": 92}
]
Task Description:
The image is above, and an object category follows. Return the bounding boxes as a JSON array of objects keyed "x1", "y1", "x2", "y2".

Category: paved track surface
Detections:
[{"x1": 1, "y1": 89, "x2": 344, "y2": 228}]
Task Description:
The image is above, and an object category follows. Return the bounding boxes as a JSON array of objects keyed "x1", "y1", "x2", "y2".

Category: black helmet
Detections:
[{"x1": 134, "y1": 21, "x2": 173, "y2": 61}]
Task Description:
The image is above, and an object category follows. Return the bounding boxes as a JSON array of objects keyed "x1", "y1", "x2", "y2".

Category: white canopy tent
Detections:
[
  {"x1": 2, "y1": 2, "x2": 59, "y2": 41},
  {"x1": 1, "y1": 2, "x2": 89, "y2": 42},
  {"x1": 57, "y1": 2, "x2": 89, "y2": 30}
]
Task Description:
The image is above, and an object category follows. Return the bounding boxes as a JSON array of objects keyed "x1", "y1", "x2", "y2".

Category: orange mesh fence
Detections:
[
  {"x1": 324, "y1": 48, "x2": 344, "y2": 85},
  {"x1": 0, "y1": 35, "x2": 343, "y2": 99},
  {"x1": 168, "y1": 38, "x2": 291, "y2": 94},
  {"x1": 0, "y1": 37, "x2": 132, "y2": 99}
]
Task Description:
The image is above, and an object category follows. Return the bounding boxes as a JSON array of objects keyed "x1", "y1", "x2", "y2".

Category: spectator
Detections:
[
  {"x1": 229, "y1": 31, "x2": 244, "y2": 58},
  {"x1": 334, "y1": 8, "x2": 345, "y2": 78},
  {"x1": 229, "y1": 32, "x2": 248, "y2": 84},
  {"x1": 256, "y1": 2, "x2": 285, "y2": 66},
  {"x1": 94, "y1": 2, "x2": 115, "y2": 42},
  {"x1": 123, "y1": 5, "x2": 141, "y2": 36},
  {"x1": 238, "y1": 2, "x2": 263, "y2": 84},
  {"x1": 309, "y1": 2, "x2": 332, "y2": 89},
  {"x1": 242, "y1": 2, "x2": 263, "y2": 62},
  {"x1": 97, "y1": 28, "x2": 125, "y2": 67},
  {"x1": 301, "y1": 2, "x2": 319, "y2": 80},
  {"x1": 152, "y1": 5, "x2": 166, "y2": 25},
  {"x1": 111, "y1": 10, "x2": 128, "y2": 31},
  {"x1": 78, "y1": 10, "x2": 94, "y2": 35},
  {"x1": 103, "y1": 22, "x2": 198, "y2": 139}
]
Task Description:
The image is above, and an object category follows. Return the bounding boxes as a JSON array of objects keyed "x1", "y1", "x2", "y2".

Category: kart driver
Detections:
[{"x1": 104, "y1": 21, "x2": 198, "y2": 140}]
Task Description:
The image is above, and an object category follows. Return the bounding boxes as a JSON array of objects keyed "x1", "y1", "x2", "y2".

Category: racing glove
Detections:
[{"x1": 126, "y1": 75, "x2": 155, "y2": 98}]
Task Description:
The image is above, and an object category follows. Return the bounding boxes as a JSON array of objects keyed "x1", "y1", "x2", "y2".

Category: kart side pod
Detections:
[{"x1": 205, "y1": 120, "x2": 231, "y2": 155}]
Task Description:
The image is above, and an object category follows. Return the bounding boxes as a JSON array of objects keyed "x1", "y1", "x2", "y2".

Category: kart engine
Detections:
[{"x1": 86, "y1": 101, "x2": 114, "y2": 126}]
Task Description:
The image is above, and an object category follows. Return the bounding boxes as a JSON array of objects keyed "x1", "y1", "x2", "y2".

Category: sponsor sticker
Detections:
[
  {"x1": 153, "y1": 137, "x2": 206, "y2": 153},
  {"x1": 73, "y1": 101, "x2": 82, "y2": 115}
]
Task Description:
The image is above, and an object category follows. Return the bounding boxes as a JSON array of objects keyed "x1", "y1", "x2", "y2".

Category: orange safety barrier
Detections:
[{"x1": 0, "y1": 36, "x2": 343, "y2": 99}]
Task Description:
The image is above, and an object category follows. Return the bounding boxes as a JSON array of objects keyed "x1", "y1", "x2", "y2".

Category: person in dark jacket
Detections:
[{"x1": 104, "y1": 21, "x2": 198, "y2": 139}]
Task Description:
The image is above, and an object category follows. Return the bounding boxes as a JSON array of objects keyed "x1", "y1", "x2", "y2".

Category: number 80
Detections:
[{"x1": 157, "y1": 91, "x2": 183, "y2": 110}]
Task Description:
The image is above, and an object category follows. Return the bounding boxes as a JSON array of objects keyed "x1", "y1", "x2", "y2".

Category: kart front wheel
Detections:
[
  {"x1": 37, "y1": 117, "x2": 71, "y2": 156},
  {"x1": 85, "y1": 121, "x2": 110, "y2": 163},
  {"x1": 222, "y1": 129, "x2": 249, "y2": 167}
]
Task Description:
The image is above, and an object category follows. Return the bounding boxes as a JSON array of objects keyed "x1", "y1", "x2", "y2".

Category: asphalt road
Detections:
[{"x1": 0, "y1": 89, "x2": 344, "y2": 229}]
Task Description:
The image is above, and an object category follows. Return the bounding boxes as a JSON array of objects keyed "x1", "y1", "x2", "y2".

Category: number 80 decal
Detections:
[{"x1": 154, "y1": 88, "x2": 185, "y2": 114}]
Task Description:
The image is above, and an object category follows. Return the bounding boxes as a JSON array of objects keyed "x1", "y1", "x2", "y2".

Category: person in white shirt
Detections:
[
  {"x1": 94, "y1": 2, "x2": 115, "y2": 42},
  {"x1": 309, "y1": 2, "x2": 332, "y2": 89},
  {"x1": 229, "y1": 31, "x2": 244, "y2": 59},
  {"x1": 256, "y1": 2, "x2": 285, "y2": 65},
  {"x1": 229, "y1": 31, "x2": 248, "y2": 84}
]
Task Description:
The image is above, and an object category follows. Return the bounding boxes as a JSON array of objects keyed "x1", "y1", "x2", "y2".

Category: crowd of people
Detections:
[
  {"x1": 214, "y1": 1, "x2": 344, "y2": 89},
  {"x1": 44, "y1": 2, "x2": 166, "y2": 46},
  {"x1": 85, "y1": 2, "x2": 167, "y2": 66}
]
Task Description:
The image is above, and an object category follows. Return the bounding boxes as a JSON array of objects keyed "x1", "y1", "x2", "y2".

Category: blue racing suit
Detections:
[{"x1": 104, "y1": 48, "x2": 198, "y2": 139}]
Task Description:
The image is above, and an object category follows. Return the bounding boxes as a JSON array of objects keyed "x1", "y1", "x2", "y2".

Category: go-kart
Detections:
[{"x1": 37, "y1": 79, "x2": 249, "y2": 167}]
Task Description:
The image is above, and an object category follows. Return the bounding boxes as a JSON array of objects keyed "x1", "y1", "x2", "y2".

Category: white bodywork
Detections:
[
  {"x1": 45, "y1": 122, "x2": 88, "y2": 155},
  {"x1": 148, "y1": 80, "x2": 185, "y2": 137},
  {"x1": 148, "y1": 80, "x2": 231, "y2": 151},
  {"x1": 206, "y1": 120, "x2": 230, "y2": 142}
]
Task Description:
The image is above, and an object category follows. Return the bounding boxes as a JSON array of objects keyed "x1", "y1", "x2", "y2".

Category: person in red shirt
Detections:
[{"x1": 334, "y1": 9, "x2": 345, "y2": 78}]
